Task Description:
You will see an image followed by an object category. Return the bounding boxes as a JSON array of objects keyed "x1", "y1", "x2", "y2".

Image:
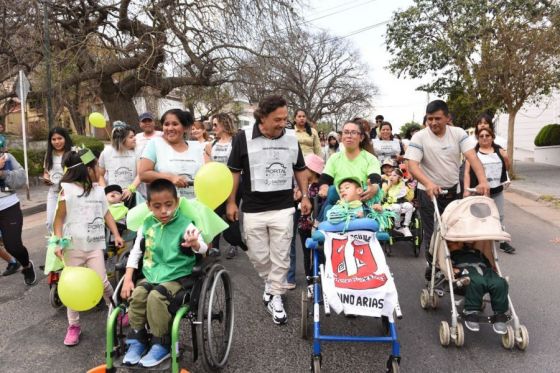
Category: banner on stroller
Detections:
[{"x1": 321, "y1": 227, "x2": 399, "y2": 320}]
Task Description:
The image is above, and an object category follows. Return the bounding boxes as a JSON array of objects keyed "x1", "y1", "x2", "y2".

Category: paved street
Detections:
[{"x1": 1, "y1": 200, "x2": 559, "y2": 373}]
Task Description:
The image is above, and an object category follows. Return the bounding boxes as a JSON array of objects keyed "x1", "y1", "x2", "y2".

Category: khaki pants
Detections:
[
  {"x1": 243, "y1": 207, "x2": 294, "y2": 295},
  {"x1": 128, "y1": 280, "x2": 182, "y2": 337}
]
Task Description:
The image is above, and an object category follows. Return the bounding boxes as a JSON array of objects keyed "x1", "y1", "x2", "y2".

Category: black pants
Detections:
[
  {"x1": 417, "y1": 188, "x2": 459, "y2": 260},
  {"x1": 298, "y1": 229, "x2": 325, "y2": 285},
  {"x1": 0, "y1": 202, "x2": 30, "y2": 266}
]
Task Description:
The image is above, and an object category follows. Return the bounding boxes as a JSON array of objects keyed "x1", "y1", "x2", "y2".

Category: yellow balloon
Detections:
[
  {"x1": 89, "y1": 112, "x2": 106, "y2": 128},
  {"x1": 194, "y1": 162, "x2": 233, "y2": 210},
  {"x1": 58, "y1": 266, "x2": 103, "y2": 311}
]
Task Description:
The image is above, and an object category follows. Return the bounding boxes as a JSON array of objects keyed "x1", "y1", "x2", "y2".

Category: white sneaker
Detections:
[
  {"x1": 262, "y1": 281, "x2": 272, "y2": 306},
  {"x1": 267, "y1": 295, "x2": 287, "y2": 325},
  {"x1": 398, "y1": 226, "x2": 412, "y2": 237}
]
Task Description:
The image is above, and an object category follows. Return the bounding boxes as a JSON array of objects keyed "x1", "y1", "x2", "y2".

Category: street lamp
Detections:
[{"x1": 43, "y1": 0, "x2": 54, "y2": 129}]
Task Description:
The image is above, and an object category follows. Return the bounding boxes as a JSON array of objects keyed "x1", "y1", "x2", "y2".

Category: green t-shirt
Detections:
[{"x1": 323, "y1": 150, "x2": 381, "y2": 190}]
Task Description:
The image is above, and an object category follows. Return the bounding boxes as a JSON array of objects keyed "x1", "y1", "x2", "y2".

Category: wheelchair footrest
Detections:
[{"x1": 112, "y1": 358, "x2": 171, "y2": 371}]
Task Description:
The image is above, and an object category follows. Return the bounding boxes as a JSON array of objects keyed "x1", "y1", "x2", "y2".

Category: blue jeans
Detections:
[{"x1": 287, "y1": 209, "x2": 301, "y2": 284}]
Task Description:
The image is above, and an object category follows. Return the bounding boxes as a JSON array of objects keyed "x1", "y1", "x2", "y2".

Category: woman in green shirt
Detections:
[{"x1": 318, "y1": 120, "x2": 381, "y2": 202}]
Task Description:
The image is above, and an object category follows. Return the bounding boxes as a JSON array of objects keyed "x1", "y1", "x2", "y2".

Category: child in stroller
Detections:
[
  {"x1": 381, "y1": 168, "x2": 414, "y2": 237},
  {"x1": 448, "y1": 240, "x2": 509, "y2": 334}
]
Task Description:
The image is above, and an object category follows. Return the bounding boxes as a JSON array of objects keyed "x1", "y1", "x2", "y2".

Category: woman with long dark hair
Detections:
[
  {"x1": 139, "y1": 109, "x2": 206, "y2": 199},
  {"x1": 293, "y1": 109, "x2": 321, "y2": 156},
  {"x1": 43, "y1": 127, "x2": 73, "y2": 232}
]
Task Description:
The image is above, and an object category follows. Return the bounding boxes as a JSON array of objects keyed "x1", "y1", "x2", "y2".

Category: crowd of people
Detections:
[{"x1": 0, "y1": 95, "x2": 517, "y2": 364}]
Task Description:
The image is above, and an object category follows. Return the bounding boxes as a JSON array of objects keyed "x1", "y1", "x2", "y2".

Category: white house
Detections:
[{"x1": 494, "y1": 92, "x2": 560, "y2": 163}]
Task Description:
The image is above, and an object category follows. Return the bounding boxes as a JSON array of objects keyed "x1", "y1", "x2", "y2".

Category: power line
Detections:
[
  {"x1": 315, "y1": 19, "x2": 391, "y2": 45},
  {"x1": 303, "y1": 0, "x2": 379, "y2": 25},
  {"x1": 310, "y1": 0, "x2": 370, "y2": 16}
]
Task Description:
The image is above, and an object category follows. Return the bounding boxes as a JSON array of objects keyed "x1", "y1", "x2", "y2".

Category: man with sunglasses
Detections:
[
  {"x1": 405, "y1": 100, "x2": 490, "y2": 279},
  {"x1": 370, "y1": 114, "x2": 384, "y2": 140}
]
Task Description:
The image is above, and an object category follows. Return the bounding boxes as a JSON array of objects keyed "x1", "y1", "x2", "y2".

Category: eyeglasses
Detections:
[{"x1": 342, "y1": 130, "x2": 361, "y2": 136}]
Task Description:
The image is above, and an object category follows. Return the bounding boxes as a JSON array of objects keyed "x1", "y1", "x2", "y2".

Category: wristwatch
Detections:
[{"x1": 302, "y1": 193, "x2": 309, "y2": 198}]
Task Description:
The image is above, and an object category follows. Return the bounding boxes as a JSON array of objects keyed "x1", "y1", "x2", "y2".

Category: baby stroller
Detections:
[
  {"x1": 301, "y1": 218, "x2": 402, "y2": 372},
  {"x1": 420, "y1": 194, "x2": 529, "y2": 349}
]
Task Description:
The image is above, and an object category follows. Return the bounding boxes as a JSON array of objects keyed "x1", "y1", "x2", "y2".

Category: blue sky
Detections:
[{"x1": 304, "y1": 0, "x2": 431, "y2": 129}]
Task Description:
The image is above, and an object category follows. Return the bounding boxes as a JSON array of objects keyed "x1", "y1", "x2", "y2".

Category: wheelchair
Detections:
[
  {"x1": 382, "y1": 207, "x2": 423, "y2": 258},
  {"x1": 88, "y1": 255, "x2": 234, "y2": 373},
  {"x1": 301, "y1": 218, "x2": 402, "y2": 373}
]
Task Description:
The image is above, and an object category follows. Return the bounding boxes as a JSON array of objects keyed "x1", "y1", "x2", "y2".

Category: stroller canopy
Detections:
[{"x1": 441, "y1": 196, "x2": 511, "y2": 242}]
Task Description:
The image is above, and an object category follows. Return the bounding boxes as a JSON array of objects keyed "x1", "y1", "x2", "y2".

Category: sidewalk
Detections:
[
  {"x1": 17, "y1": 181, "x2": 50, "y2": 217},
  {"x1": 509, "y1": 161, "x2": 560, "y2": 200}
]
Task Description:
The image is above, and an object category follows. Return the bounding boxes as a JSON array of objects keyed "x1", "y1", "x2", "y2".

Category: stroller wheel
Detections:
[
  {"x1": 49, "y1": 284, "x2": 63, "y2": 309},
  {"x1": 454, "y1": 323, "x2": 465, "y2": 347},
  {"x1": 420, "y1": 289, "x2": 429, "y2": 310},
  {"x1": 516, "y1": 325, "x2": 529, "y2": 350},
  {"x1": 501, "y1": 325, "x2": 515, "y2": 349},
  {"x1": 439, "y1": 321, "x2": 451, "y2": 346},
  {"x1": 430, "y1": 293, "x2": 439, "y2": 309}
]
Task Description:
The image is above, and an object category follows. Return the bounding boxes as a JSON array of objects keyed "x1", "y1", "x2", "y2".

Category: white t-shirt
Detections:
[
  {"x1": 98, "y1": 147, "x2": 137, "y2": 188},
  {"x1": 60, "y1": 182, "x2": 108, "y2": 252},
  {"x1": 142, "y1": 137, "x2": 204, "y2": 199},
  {"x1": 372, "y1": 138, "x2": 401, "y2": 163},
  {"x1": 405, "y1": 126, "x2": 475, "y2": 190},
  {"x1": 47, "y1": 154, "x2": 64, "y2": 193},
  {"x1": 135, "y1": 131, "x2": 163, "y2": 158},
  {"x1": 210, "y1": 140, "x2": 232, "y2": 164}
]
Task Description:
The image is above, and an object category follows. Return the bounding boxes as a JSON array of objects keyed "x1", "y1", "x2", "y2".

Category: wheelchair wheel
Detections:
[
  {"x1": 197, "y1": 264, "x2": 234, "y2": 371},
  {"x1": 49, "y1": 284, "x2": 63, "y2": 309}
]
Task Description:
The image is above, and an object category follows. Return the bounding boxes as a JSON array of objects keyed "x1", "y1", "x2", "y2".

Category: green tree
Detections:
[
  {"x1": 386, "y1": 0, "x2": 560, "y2": 167},
  {"x1": 399, "y1": 121, "x2": 421, "y2": 139}
]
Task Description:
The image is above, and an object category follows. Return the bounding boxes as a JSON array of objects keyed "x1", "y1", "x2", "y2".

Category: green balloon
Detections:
[
  {"x1": 58, "y1": 266, "x2": 103, "y2": 312},
  {"x1": 126, "y1": 202, "x2": 151, "y2": 231}
]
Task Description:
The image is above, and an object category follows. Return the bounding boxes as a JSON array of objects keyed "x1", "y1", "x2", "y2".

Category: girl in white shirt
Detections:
[
  {"x1": 43, "y1": 127, "x2": 73, "y2": 233},
  {"x1": 98, "y1": 122, "x2": 141, "y2": 206},
  {"x1": 53, "y1": 149, "x2": 123, "y2": 346}
]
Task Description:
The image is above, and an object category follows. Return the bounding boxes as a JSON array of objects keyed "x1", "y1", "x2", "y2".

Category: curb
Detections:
[
  {"x1": 22, "y1": 203, "x2": 47, "y2": 217},
  {"x1": 508, "y1": 186, "x2": 540, "y2": 201}
]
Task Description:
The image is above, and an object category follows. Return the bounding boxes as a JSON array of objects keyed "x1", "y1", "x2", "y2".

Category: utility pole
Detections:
[{"x1": 43, "y1": 1, "x2": 54, "y2": 129}]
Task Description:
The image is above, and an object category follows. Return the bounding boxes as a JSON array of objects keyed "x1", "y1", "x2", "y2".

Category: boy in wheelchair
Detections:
[
  {"x1": 325, "y1": 178, "x2": 366, "y2": 224},
  {"x1": 448, "y1": 240, "x2": 509, "y2": 334},
  {"x1": 120, "y1": 179, "x2": 208, "y2": 367}
]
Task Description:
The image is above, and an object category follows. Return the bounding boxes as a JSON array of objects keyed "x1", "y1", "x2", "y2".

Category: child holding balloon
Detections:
[
  {"x1": 52, "y1": 148, "x2": 124, "y2": 346},
  {"x1": 120, "y1": 178, "x2": 208, "y2": 367}
]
